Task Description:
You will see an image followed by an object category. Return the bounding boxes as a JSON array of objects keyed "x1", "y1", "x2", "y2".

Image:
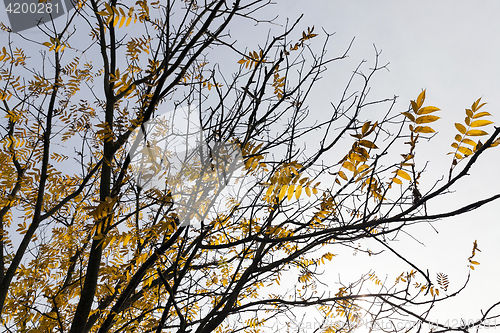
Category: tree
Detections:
[{"x1": 1, "y1": 0, "x2": 500, "y2": 332}]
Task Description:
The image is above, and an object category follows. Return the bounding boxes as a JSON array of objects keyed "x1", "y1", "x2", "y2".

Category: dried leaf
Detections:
[
  {"x1": 418, "y1": 106, "x2": 440, "y2": 115},
  {"x1": 416, "y1": 90, "x2": 426, "y2": 108},
  {"x1": 359, "y1": 140, "x2": 378, "y2": 149},
  {"x1": 305, "y1": 186, "x2": 312, "y2": 196},
  {"x1": 362, "y1": 122, "x2": 371, "y2": 135},
  {"x1": 338, "y1": 170, "x2": 348, "y2": 181},
  {"x1": 415, "y1": 115, "x2": 440, "y2": 124},
  {"x1": 462, "y1": 138, "x2": 476, "y2": 147},
  {"x1": 278, "y1": 185, "x2": 287, "y2": 201},
  {"x1": 414, "y1": 126, "x2": 435, "y2": 133},
  {"x1": 342, "y1": 160, "x2": 356, "y2": 172},
  {"x1": 401, "y1": 112, "x2": 415, "y2": 122},
  {"x1": 295, "y1": 185, "x2": 302, "y2": 199},
  {"x1": 396, "y1": 169, "x2": 411, "y2": 181},
  {"x1": 472, "y1": 111, "x2": 491, "y2": 119},
  {"x1": 265, "y1": 185, "x2": 275, "y2": 198},
  {"x1": 457, "y1": 146, "x2": 473, "y2": 156},
  {"x1": 455, "y1": 123, "x2": 466, "y2": 134},
  {"x1": 411, "y1": 100, "x2": 419, "y2": 113},
  {"x1": 357, "y1": 164, "x2": 369, "y2": 173},
  {"x1": 466, "y1": 130, "x2": 488, "y2": 136},
  {"x1": 287, "y1": 184, "x2": 295, "y2": 201}
]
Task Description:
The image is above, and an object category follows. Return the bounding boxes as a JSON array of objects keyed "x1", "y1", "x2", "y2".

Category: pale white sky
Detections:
[{"x1": 269, "y1": 1, "x2": 500, "y2": 330}]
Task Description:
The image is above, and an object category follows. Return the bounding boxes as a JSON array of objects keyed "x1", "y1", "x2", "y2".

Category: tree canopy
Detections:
[{"x1": 1, "y1": 1, "x2": 500, "y2": 332}]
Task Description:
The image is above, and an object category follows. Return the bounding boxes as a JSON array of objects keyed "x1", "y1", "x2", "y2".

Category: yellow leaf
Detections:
[
  {"x1": 392, "y1": 177, "x2": 402, "y2": 185},
  {"x1": 462, "y1": 138, "x2": 476, "y2": 147},
  {"x1": 362, "y1": 122, "x2": 371, "y2": 135},
  {"x1": 472, "y1": 111, "x2": 491, "y2": 119},
  {"x1": 416, "y1": 90, "x2": 426, "y2": 108},
  {"x1": 451, "y1": 142, "x2": 458, "y2": 148},
  {"x1": 411, "y1": 100, "x2": 419, "y2": 113},
  {"x1": 287, "y1": 184, "x2": 295, "y2": 201},
  {"x1": 457, "y1": 146, "x2": 473, "y2": 156},
  {"x1": 454, "y1": 134, "x2": 462, "y2": 142},
  {"x1": 354, "y1": 146, "x2": 369, "y2": 159},
  {"x1": 466, "y1": 130, "x2": 488, "y2": 136},
  {"x1": 123, "y1": 233, "x2": 132, "y2": 247},
  {"x1": 396, "y1": 169, "x2": 411, "y2": 181},
  {"x1": 104, "y1": 2, "x2": 113, "y2": 14},
  {"x1": 349, "y1": 153, "x2": 365, "y2": 163},
  {"x1": 470, "y1": 120, "x2": 493, "y2": 128},
  {"x1": 476, "y1": 102, "x2": 487, "y2": 111},
  {"x1": 418, "y1": 106, "x2": 440, "y2": 114},
  {"x1": 359, "y1": 140, "x2": 378, "y2": 149},
  {"x1": 342, "y1": 160, "x2": 356, "y2": 172},
  {"x1": 93, "y1": 234, "x2": 104, "y2": 240},
  {"x1": 265, "y1": 184, "x2": 275, "y2": 198},
  {"x1": 278, "y1": 185, "x2": 287, "y2": 201},
  {"x1": 414, "y1": 126, "x2": 435, "y2": 133},
  {"x1": 295, "y1": 185, "x2": 302, "y2": 199},
  {"x1": 338, "y1": 170, "x2": 348, "y2": 181},
  {"x1": 455, "y1": 123, "x2": 466, "y2": 134},
  {"x1": 357, "y1": 164, "x2": 369, "y2": 173},
  {"x1": 471, "y1": 98, "x2": 485, "y2": 112},
  {"x1": 401, "y1": 112, "x2": 415, "y2": 122},
  {"x1": 470, "y1": 260, "x2": 480, "y2": 265},
  {"x1": 305, "y1": 186, "x2": 311, "y2": 197},
  {"x1": 415, "y1": 115, "x2": 440, "y2": 124}
]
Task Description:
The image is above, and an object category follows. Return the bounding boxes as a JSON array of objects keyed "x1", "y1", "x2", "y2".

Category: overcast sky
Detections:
[
  {"x1": 1, "y1": 0, "x2": 500, "y2": 331},
  {"x1": 271, "y1": 1, "x2": 500, "y2": 329}
]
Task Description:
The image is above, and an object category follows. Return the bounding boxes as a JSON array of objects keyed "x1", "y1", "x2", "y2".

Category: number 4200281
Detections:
[{"x1": 5, "y1": 2, "x2": 60, "y2": 14}]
